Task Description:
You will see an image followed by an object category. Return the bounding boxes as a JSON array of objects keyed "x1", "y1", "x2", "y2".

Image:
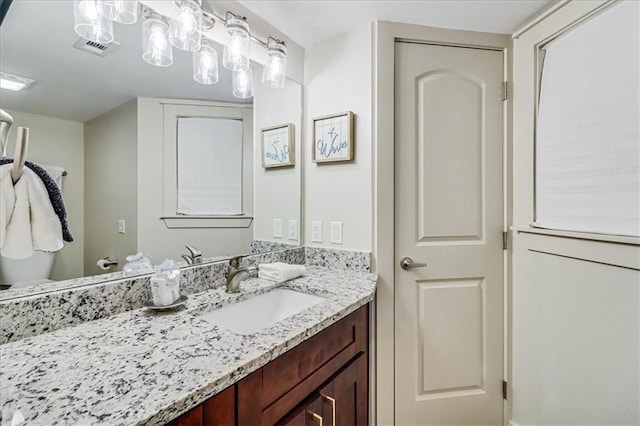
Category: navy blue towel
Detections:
[{"x1": 1, "y1": 158, "x2": 73, "y2": 242}]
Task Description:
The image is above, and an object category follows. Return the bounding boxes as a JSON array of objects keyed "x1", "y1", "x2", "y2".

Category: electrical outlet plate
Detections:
[
  {"x1": 287, "y1": 220, "x2": 298, "y2": 240},
  {"x1": 330, "y1": 221, "x2": 343, "y2": 244},
  {"x1": 273, "y1": 218, "x2": 282, "y2": 239},
  {"x1": 311, "y1": 221, "x2": 322, "y2": 243}
]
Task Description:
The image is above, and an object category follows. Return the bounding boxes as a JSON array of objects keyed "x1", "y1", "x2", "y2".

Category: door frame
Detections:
[{"x1": 372, "y1": 21, "x2": 511, "y2": 425}]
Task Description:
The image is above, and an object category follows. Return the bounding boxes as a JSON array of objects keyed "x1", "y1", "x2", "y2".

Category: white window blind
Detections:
[
  {"x1": 535, "y1": 0, "x2": 640, "y2": 237},
  {"x1": 177, "y1": 117, "x2": 243, "y2": 215}
]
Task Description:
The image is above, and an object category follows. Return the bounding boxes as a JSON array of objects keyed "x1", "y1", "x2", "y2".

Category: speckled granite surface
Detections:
[
  {"x1": 305, "y1": 247, "x2": 371, "y2": 272},
  {"x1": 0, "y1": 248, "x2": 306, "y2": 345},
  {"x1": 251, "y1": 240, "x2": 299, "y2": 254},
  {"x1": 0, "y1": 267, "x2": 376, "y2": 426}
]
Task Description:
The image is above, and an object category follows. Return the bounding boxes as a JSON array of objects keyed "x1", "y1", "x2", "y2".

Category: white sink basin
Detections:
[{"x1": 199, "y1": 289, "x2": 325, "y2": 335}]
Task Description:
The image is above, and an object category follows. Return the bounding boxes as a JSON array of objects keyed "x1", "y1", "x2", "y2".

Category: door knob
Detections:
[{"x1": 400, "y1": 257, "x2": 427, "y2": 270}]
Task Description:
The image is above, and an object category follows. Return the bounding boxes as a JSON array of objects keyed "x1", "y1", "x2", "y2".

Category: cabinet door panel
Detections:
[
  {"x1": 167, "y1": 406, "x2": 203, "y2": 426},
  {"x1": 320, "y1": 355, "x2": 368, "y2": 426},
  {"x1": 203, "y1": 386, "x2": 235, "y2": 426}
]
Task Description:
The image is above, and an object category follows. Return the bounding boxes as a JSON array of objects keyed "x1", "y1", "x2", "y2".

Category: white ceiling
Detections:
[{"x1": 237, "y1": 0, "x2": 554, "y2": 48}]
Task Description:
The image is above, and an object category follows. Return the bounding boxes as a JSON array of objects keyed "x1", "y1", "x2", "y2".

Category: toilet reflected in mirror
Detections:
[{"x1": 0, "y1": 251, "x2": 56, "y2": 288}]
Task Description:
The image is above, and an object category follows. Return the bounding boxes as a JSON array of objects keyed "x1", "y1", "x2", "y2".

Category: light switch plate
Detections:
[
  {"x1": 273, "y1": 218, "x2": 282, "y2": 239},
  {"x1": 311, "y1": 221, "x2": 322, "y2": 243},
  {"x1": 330, "y1": 221, "x2": 343, "y2": 244},
  {"x1": 118, "y1": 219, "x2": 126, "y2": 234},
  {"x1": 287, "y1": 220, "x2": 298, "y2": 240}
]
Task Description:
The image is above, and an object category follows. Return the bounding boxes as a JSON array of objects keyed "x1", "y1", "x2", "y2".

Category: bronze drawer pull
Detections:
[
  {"x1": 321, "y1": 394, "x2": 336, "y2": 425},
  {"x1": 308, "y1": 411, "x2": 323, "y2": 426}
]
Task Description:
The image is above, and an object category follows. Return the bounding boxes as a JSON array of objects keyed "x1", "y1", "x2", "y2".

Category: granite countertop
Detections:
[{"x1": 0, "y1": 267, "x2": 377, "y2": 425}]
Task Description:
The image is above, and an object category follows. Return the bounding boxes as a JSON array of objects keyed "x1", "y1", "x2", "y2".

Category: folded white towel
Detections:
[
  {"x1": 258, "y1": 262, "x2": 306, "y2": 283},
  {"x1": 0, "y1": 165, "x2": 63, "y2": 259}
]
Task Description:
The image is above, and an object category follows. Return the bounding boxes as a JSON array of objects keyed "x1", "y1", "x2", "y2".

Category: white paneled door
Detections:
[{"x1": 394, "y1": 41, "x2": 504, "y2": 425}]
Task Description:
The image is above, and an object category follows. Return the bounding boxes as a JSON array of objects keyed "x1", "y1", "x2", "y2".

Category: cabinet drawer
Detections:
[{"x1": 262, "y1": 309, "x2": 361, "y2": 405}]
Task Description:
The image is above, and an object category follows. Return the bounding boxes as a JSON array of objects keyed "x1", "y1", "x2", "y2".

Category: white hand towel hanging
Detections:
[
  {"x1": 258, "y1": 262, "x2": 306, "y2": 283},
  {"x1": 0, "y1": 164, "x2": 63, "y2": 259}
]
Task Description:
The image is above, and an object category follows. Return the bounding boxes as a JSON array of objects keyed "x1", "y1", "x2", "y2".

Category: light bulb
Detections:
[
  {"x1": 80, "y1": 1, "x2": 99, "y2": 20},
  {"x1": 96, "y1": 0, "x2": 138, "y2": 24},
  {"x1": 179, "y1": 8, "x2": 196, "y2": 33},
  {"x1": 233, "y1": 67, "x2": 253, "y2": 99},
  {"x1": 169, "y1": 0, "x2": 202, "y2": 51},
  {"x1": 193, "y1": 40, "x2": 219, "y2": 85},
  {"x1": 228, "y1": 37, "x2": 243, "y2": 63},
  {"x1": 262, "y1": 39, "x2": 287, "y2": 89},
  {"x1": 143, "y1": 16, "x2": 173, "y2": 67},
  {"x1": 223, "y1": 16, "x2": 250, "y2": 71},
  {"x1": 74, "y1": 0, "x2": 114, "y2": 43},
  {"x1": 150, "y1": 30, "x2": 167, "y2": 57}
]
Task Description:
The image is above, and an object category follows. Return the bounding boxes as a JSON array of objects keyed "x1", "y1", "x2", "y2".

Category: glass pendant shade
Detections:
[
  {"x1": 96, "y1": 0, "x2": 138, "y2": 24},
  {"x1": 262, "y1": 40, "x2": 287, "y2": 89},
  {"x1": 193, "y1": 40, "x2": 219, "y2": 85},
  {"x1": 142, "y1": 16, "x2": 173, "y2": 67},
  {"x1": 169, "y1": 0, "x2": 202, "y2": 51},
  {"x1": 74, "y1": 0, "x2": 114, "y2": 44},
  {"x1": 223, "y1": 17, "x2": 250, "y2": 71},
  {"x1": 232, "y1": 67, "x2": 254, "y2": 99}
]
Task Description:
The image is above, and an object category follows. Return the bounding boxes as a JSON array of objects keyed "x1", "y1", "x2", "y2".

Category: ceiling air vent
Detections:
[{"x1": 73, "y1": 38, "x2": 120, "y2": 57}]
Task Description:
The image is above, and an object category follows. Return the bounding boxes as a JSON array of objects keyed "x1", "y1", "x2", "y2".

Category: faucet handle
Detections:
[
  {"x1": 185, "y1": 245, "x2": 202, "y2": 258},
  {"x1": 229, "y1": 254, "x2": 249, "y2": 267}
]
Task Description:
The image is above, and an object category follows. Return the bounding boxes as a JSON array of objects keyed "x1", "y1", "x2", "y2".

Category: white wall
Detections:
[
  {"x1": 253, "y1": 74, "x2": 302, "y2": 244},
  {"x1": 511, "y1": 1, "x2": 640, "y2": 424},
  {"x1": 84, "y1": 100, "x2": 138, "y2": 276},
  {"x1": 4, "y1": 109, "x2": 84, "y2": 281},
  {"x1": 303, "y1": 24, "x2": 373, "y2": 251}
]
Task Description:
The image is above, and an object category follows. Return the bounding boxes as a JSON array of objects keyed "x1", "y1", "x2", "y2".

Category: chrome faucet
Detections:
[
  {"x1": 181, "y1": 245, "x2": 203, "y2": 265},
  {"x1": 226, "y1": 255, "x2": 257, "y2": 293}
]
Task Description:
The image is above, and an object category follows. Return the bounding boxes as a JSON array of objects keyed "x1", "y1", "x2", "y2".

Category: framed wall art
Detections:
[
  {"x1": 261, "y1": 123, "x2": 295, "y2": 168},
  {"x1": 312, "y1": 111, "x2": 354, "y2": 163}
]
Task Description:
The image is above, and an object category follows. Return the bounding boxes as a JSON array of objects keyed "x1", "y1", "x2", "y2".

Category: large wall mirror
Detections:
[{"x1": 0, "y1": 0, "x2": 302, "y2": 298}]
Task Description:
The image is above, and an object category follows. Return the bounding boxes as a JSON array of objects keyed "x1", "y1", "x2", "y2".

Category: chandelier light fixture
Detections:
[{"x1": 72, "y1": 0, "x2": 288, "y2": 98}]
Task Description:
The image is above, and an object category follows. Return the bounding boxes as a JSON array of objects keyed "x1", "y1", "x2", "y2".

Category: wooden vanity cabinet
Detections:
[{"x1": 168, "y1": 304, "x2": 369, "y2": 426}]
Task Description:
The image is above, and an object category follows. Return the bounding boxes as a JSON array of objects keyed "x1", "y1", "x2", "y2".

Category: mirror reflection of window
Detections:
[{"x1": 177, "y1": 117, "x2": 243, "y2": 215}]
